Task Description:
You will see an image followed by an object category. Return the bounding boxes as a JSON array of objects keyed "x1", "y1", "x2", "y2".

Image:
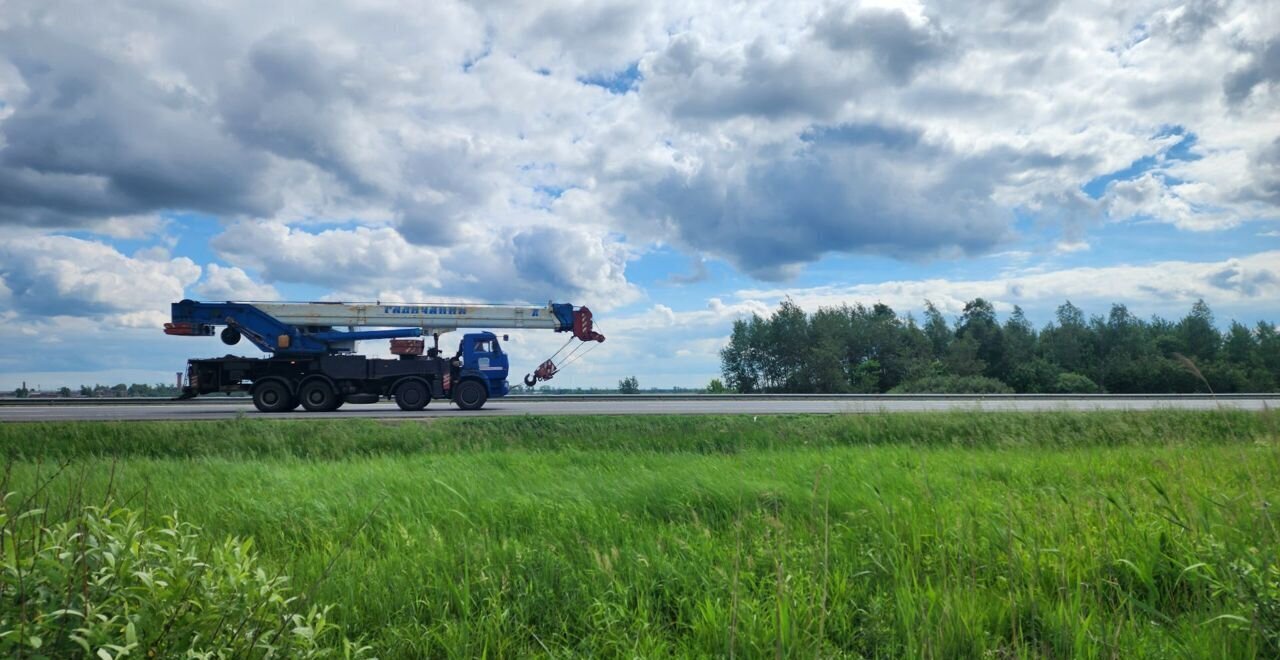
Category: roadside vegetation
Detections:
[
  {"x1": 720, "y1": 298, "x2": 1280, "y2": 394},
  {"x1": 1, "y1": 412, "x2": 1278, "y2": 657}
]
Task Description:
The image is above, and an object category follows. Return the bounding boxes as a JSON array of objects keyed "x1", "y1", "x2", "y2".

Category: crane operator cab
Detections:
[{"x1": 452, "y1": 331, "x2": 510, "y2": 409}]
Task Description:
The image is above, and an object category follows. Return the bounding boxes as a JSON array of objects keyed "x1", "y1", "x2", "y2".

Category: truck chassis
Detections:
[{"x1": 184, "y1": 353, "x2": 487, "y2": 412}]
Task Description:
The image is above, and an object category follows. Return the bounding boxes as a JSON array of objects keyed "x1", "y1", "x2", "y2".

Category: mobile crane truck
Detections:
[{"x1": 164, "y1": 299, "x2": 605, "y2": 412}]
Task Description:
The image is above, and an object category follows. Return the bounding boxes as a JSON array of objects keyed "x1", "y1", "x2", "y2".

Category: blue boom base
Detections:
[{"x1": 168, "y1": 300, "x2": 420, "y2": 355}]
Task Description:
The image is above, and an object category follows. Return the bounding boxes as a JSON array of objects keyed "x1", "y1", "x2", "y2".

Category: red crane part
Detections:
[
  {"x1": 573, "y1": 307, "x2": 605, "y2": 342},
  {"x1": 390, "y1": 339, "x2": 424, "y2": 356}
]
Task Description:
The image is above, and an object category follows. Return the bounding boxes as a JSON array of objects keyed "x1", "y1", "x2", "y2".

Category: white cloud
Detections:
[
  {"x1": 0, "y1": 235, "x2": 201, "y2": 327},
  {"x1": 736, "y1": 250, "x2": 1280, "y2": 317},
  {"x1": 211, "y1": 220, "x2": 639, "y2": 310},
  {"x1": 1053, "y1": 240, "x2": 1091, "y2": 254},
  {"x1": 210, "y1": 220, "x2": 444, "y2": 289},
  {"x1": 1, "y1": 0, "x2": 1274, "y2": 274},
  {"x1": 194, "y1": 264, "x2": 280, "y2": 301}
]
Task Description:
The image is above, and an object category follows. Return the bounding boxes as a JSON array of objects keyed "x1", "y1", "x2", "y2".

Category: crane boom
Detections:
[
  {"x1": 251, "y1": 301, "x2": 566, "y2": 332},
  {"x1": 165, "y1": 299, "x2": 604, "y2": 356}
]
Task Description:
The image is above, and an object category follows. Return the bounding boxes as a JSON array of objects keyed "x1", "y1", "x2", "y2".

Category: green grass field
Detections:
[{"x1": 3, "y1": 412, "x2": 1279, "y2": 657}]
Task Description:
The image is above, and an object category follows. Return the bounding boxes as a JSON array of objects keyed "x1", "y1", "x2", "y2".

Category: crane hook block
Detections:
[{"x1": 524, "y1": 359, "x2": 559, "y2": 387}]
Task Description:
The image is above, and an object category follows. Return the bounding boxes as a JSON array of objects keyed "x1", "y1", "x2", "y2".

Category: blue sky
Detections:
[{"x1": 0, "y1": 0, "x2": 1278, "y2": 390}]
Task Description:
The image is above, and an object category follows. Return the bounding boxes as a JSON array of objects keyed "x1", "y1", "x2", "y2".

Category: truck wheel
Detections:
[
  {"x1": 252, "y1": 381, "x2": 292, "y2": 413},
  {"x1": 299, "y1": 380, "x2": 340, "y2": 412},
  {"x1": 394, "y1": 380, "x2": 429, "y2": 411},
  {"x1": 454, "y1": 379, "x2": 487, "y2": 411}
]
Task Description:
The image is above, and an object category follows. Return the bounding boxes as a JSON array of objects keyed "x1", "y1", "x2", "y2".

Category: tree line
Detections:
[
  {"x1": 9, "y1": 383, "x2": 186, "y2": 398},
  {"x1": 720, "y1": 299, "x2": 1280, "y2": 394}
]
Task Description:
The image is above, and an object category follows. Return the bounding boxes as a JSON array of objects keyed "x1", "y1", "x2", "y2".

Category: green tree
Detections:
[
  {"x1": 899, "y1": 314, "x2": 939, "y2": 383},
  {"x1": 706, "y1": 378, "x2": 727, "y2": 394},
  {"x1": 1223, "y1": 321, "x2": 1257, "y2": 366},
  {"x1": 956, "y1": 298, "x2": 1004, "y2": 380},
  {"x1": 617, "y1": 376, "x2": 640, "y2": 394},
  {"x1": 1041, "y1": 301, "x2": 1092, "y2": 373},
  {"x1": 944, "y1": 334, "x2": 986, "y2": 377},
  {"x1": 808, "y1": 306, "x2": 854, "y2": 393},
  {"x1": 1179, "y1": 299, "x2": 1220, "y2": 362},
  {"x1": 999, "y1": 306, "x2": 1037, "y2": 376},
  {"x1": 721, "y1": 316, "x2": 763, "y2": 393},
  {"x1": 922, "y1": 301, "x2": 951, "y2": 359},
  {"x1": 767, "y1": 298, "x2": 811, "y2": 392}
]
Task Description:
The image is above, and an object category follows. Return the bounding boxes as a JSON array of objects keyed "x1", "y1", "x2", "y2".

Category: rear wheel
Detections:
[
  {"x1": 394, "y1": 380, "x2": 429, "y2": 411},
  {"x1": 252, "y1": 380, "x2": 292, "y2": 413},
  {"x1": 299, "y1": 380, "x2": 340, "y2": 412},
  {"x1": 454, "y1": 379, "x2": 488, "y2": 411}
]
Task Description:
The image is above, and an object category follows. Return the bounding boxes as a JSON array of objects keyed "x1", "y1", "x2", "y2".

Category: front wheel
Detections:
[
  {"x1": 453, "y1": 379, "x2": 488, "y2": 411},
  {"x1": 299, "y1": 380, "x2": 340, "y2": 412},
  {"x1": 394, "y1": 380, "x2": 429, "y2": 411},
  {"x1": 252, "y1": 381, "x2": 293, "y2": 413}
]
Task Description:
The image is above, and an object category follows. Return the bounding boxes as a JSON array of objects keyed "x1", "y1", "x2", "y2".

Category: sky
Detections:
[{"x1": 0, "y1": 0, "x2": 1278, "y2": 390}]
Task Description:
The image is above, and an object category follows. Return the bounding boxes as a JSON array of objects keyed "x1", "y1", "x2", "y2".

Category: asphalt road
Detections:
[{"x1": 1, "y1": 395, "x2": 1276, "y2": 421}]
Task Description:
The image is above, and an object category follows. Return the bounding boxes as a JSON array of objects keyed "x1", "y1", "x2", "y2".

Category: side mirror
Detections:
[{"x1": 503, "y1": 334, "x2": 509, "y2": 341}]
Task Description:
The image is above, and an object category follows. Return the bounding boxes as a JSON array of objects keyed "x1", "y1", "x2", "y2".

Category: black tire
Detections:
[
  {"x1": 220, "y1": 327, "x2": 241, "y2": 345},
  {"x1": 252, "y1": 380, "x2": 292, "y2": 413},
  {"x1": 454, "y1": 379, "x2": 488, "y2": 411},
  {"x1": 394, "y1": 380, "x2": 429, "y2": 411},
  {"x1": 299, "y1": 379, "x2": 340, "y2": 412}
]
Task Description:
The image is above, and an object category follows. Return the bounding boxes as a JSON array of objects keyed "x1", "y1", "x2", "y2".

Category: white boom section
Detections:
[{"x1": 248, "y1": 301, "x2": 563, "y2": 334}]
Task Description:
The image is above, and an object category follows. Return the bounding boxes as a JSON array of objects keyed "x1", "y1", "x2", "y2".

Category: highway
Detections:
[{"x1": 0, "y1": 395, "x2": 1276, "y2": 422}]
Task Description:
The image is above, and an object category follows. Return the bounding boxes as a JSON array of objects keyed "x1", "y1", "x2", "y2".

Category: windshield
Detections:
[{"x1": 473, "y1": 338, "x2": 500, "y2": 354}]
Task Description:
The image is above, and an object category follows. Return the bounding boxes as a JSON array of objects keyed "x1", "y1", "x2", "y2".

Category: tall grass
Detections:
[
  {"x1": 2, "y1": 411, "x2": 1278, "y2": 657},
  {"x1": 0, "y1": 409, "x2": 1273, "y2": 459}
]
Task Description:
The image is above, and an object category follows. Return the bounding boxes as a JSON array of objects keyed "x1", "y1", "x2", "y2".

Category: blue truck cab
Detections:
[{"x1": 456, "y1": 332, "x2": 510, "y2": 400}]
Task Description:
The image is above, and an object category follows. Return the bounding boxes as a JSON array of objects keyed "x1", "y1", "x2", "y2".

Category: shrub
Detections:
[
  {"x1": 1007, "y1": 358, "x2": 1061, "y2": 393},
  {"x1": 0, "y1": 495, "x2": 370, "y2": 658},
  {"x1": 1054, "y1": 372, "x2": 1102, "y2": 393},
  {"x1": 889, "y1": 375, "x2": 1014, "y2": 394}
]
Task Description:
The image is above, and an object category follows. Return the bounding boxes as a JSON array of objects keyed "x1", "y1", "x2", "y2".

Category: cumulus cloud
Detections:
[
  {"x1": 209, "y1": 220, "x2": 638, "y2": 309},
  {"x1": 210, "y1": 221, "x2": 445, "y2": 289},
  {"x1": 2, "y1": 0, "x2": 1277, "y2": 275},
  {"x1": 193, "y1": 264, "x2": 279, "y2": 301},
  {"x1": 1224, "y1": 38, "x2": 1280, "y2": 105},
  {"x1": 813, "y1": 5, "x2": 954, "y2": 84},
  {"x1": 612, "y1": 121, "x2": 1017, "y2": 278},
  {"x1": 0, "y1": 5, "x2": 280, "y2": 230},
  {"x1": 736, "y1": 251, "x2": 1280, "y2": 317},
  {"x1": 0, "y1": 235, "x2": 200, "y2": 326},
  {"x1": 642, "y1": 33, "x2": 854, "y2": 121}
]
